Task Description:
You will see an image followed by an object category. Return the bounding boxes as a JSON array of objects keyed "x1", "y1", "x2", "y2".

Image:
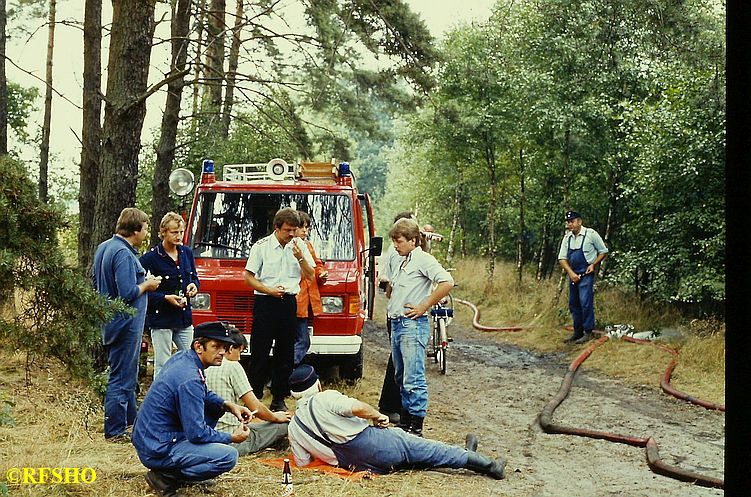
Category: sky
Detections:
[{"x1": 6, "y1": 0, "x2": 496, "y2": 182}]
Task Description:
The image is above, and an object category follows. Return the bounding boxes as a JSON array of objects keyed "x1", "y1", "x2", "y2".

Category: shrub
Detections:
[{"x1": 0, "y1": 156, "x2": 118, "y2": 382}]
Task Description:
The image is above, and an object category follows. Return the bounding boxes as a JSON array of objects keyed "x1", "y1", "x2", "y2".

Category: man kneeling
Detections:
[
  {"x1": 132, "y1": 322, "x2": 254, "y2": 497},
  {"x1": 287, "y1": 365, "x2": 506, "y2": 479}
]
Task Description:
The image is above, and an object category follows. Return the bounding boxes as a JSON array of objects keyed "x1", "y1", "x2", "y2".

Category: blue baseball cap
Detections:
[{"x1": 565, "y1": 210, "x2": 581, "y2": 221}]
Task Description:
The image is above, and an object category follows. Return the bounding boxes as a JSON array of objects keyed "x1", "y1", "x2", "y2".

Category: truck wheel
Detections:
[{"x1": 338, "y1": 347, "x2": 363, "y2": 384}]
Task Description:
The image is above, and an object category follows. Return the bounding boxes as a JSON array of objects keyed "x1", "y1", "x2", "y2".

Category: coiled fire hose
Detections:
[{"x1": 456, "y1": 299, "x2": 724, "y2": 488}]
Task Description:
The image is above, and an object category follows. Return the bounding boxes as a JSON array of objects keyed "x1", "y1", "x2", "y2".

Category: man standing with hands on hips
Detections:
[
  {"x1": 244, "y1": 208, "x2": 315, "y2": 412},
  {"x1": 558, "y1": 210, "x2": 609, "y2": 344}
]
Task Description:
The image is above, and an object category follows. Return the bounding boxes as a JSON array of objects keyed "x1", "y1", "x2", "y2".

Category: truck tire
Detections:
[{"x1": 338, "y1": 346, "x2": 363, "y2": 383}]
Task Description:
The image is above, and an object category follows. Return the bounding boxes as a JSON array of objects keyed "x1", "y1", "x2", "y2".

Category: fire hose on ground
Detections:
[{"x1": 455, "y1": 298, "x2": 724, "y2": 488}]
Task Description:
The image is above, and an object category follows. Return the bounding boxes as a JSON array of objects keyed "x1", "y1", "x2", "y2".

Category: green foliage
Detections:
[
  {"x1": 6, "y1": 81, "x2": 39, "y2": 147},
  {"x1": 0, "y1": 157, "x2": 117, "y2": 382},
  {"x1": 380, "y1": 0, "x2": 725, "y2": 313}
]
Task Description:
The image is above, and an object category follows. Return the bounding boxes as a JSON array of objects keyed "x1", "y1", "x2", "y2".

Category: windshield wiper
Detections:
[{"x1": 192, "y1": 241, "x2": 244, "y2": 254}]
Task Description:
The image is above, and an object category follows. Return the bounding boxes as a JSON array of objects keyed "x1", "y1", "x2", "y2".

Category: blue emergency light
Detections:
[{"x1": 338, "y1": 162, "x2": 351, "y2": 177}]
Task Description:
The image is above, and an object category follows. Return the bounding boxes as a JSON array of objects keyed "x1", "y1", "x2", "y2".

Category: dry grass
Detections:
[
  {"x1": 449, "y1": 257, "x2": 725, "y2": 405},
  {"x1": 0, "y1": 351, "x2": 513, "y2": 497}
]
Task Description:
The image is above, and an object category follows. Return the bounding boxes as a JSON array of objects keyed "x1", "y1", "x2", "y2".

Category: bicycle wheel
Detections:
[
  {"x1": 430, "y1": 317, "x2": 439, "y2": 363},
  {"x1": 445, "y1": 293, "x2": 455, "y2": 325},
  {"x1": 437, "y1": 318, "x2": 448, "y2": 374}
]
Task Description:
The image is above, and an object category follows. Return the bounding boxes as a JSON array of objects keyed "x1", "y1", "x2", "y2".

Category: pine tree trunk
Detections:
[
  {"x1": 205, "y1": 0, "x2": 225, "y2": 115},
  {"x1": 220, "y1": 0, "x2": 243, "y2": 138},
  {"x1": 191, "y1": 0, "x2": 207, "y2": 132},
  {"x1": 90, "y1": 0, "x2": 156, "y2": 256},
  {"x1": 38, "y1": 0, "x2": 56, "y2": 203},
  {"x1": 0, "y1": 0, "x2": 7, "y2": 156},
  {"x1": 151, "y1": 0, "x2": 192, "y2": 243},
  {"x1": 78, "y1": 0, "x2": 102, "y2": 272}
]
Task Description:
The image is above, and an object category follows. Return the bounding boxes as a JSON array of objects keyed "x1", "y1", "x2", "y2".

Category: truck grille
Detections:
[{"x1": 215, "y1": 291, "x2": 254, "y2": 334}]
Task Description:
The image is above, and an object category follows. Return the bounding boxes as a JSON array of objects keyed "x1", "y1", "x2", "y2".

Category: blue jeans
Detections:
[
  {"x1": 569, "y1": 273, "x2": 595, "y2": 332},
  {"x1": 139, "y1": 440, "x2": 238, "y2": 481},
  {"x1": 151, "y1": 326, "x2": 193, "y2": 379},
  {"x1": 390, "y1": 316, "x2": 430, "y2": 417},
  {"x1": 332, "y1": 426, "x2": 468, "y2": 474},
  {"x1": 294, "y1": 318, "x2": 311, "y2": 367},
  {"x1": 104, "y1": 327, "x2": 142, "y2": 438}
]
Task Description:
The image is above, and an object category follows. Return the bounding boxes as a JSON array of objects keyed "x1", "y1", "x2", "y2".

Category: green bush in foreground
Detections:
[{"x1": 0, "y1": 156, "x2": 117, "y2": 382}]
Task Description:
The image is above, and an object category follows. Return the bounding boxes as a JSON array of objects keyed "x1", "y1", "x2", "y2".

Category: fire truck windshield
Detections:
[{"x1": 188, "y1": 191, "x2": 355, "y2": 260}]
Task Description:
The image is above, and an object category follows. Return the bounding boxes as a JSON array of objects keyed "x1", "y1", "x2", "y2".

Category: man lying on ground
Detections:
[{"x1": 286, "y1": 364, "x2": 506, "y2": 479}]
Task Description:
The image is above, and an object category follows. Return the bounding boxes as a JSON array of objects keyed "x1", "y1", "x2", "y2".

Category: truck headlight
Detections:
[
  {"x1": 191, "y1": 293, "x2": 211, "y2": 310},
  {"x1": 321, "y1": 296, "x2": 344, "y2": 314}
]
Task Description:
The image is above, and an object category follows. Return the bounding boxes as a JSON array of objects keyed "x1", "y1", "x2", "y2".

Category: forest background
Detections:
[{"x1": 0, "y1": 0, "x2": 725, "y2": 395}]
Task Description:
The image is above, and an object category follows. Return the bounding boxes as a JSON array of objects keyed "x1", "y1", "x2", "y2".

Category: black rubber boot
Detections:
[
  {"x1": 563, "y1": 330, "x2": 584, "y2": 344},
  {"x1": 464, "y1": 452, "x2": 506, "y2": 480},
  {"x1": 408, "y1": 416, "x2": 424, "y2": 437},
  {"x1": 145, "y1": 470, "x2": 181, "y2": 497},
  {"x1": 465, "y1": 433, "x2": 479, "y2": 452},
  {"x1": 396, "y1": 409, "x2": 411, "y2": 431}
]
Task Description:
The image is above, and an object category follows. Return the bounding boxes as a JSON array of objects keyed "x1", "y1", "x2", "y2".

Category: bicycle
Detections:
[{"x1": 427, "y1": 287, "x2": 454, "y2": 375}]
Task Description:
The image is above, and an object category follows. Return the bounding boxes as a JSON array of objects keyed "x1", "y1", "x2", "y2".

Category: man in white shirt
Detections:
[
  {"x1": 244, "y1": 208, "x2": 315, "y2": 411},
  {"x1": 287, "y1": 365, "x2": 505, "y2": 479}
]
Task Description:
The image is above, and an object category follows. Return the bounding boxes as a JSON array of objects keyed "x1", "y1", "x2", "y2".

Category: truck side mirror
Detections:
[{"x1": 369, "y1": 236, "x2": 383, "y2": 257}]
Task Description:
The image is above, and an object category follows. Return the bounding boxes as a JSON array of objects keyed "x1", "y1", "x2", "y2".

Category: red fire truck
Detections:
[{"x1": 171, "y1": 158, "x2": 382, "y2": 380}]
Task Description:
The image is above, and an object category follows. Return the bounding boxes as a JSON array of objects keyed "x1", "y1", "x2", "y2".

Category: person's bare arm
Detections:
[
  {"x1": 239, "y1": 391, "x2": 291, "y2": 423},
  {"x1": 404, "y1": 280, "x2": 453, "y2": 319},
  {"x1": 351, "y1": 400, "x2": 389, "y2": 428},
  {"x1": 244, "y1": 270, "x2": 284, "y2": 298}
]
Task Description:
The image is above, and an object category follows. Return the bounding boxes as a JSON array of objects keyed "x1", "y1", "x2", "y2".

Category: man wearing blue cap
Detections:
[
  {"x1": 558, "y1": 211, "x2": 609, "y2": 344},
  {"x1": 132, "y1": 322, "x2": 254, "y2": 497},
  {"x1": 286, "y1": 365, "x2": 506, "y2": 479}
]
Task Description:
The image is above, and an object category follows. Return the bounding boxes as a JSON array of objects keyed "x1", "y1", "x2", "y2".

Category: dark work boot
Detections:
[
  {"x1": 464, "y1": 452, "x2": 506, "y2": 480},
  {"x1": 145, "y1": 470, "x2": 180, "y2": 497},
  {"x1": 408, "y1": 416, "x2": 424, "y2": 437},
  {"x1": 396, "y1": 409, "x2": 411, "y2": 431},
  {"x1": 574, "y1": 330, "x2": 594, "y2": 344},
  {"x1": 563, "y1": 329, "x2": 584, "y2": 344},
  {"x1": 465, "y1": 433, "x2": 479, "y2": 452}
]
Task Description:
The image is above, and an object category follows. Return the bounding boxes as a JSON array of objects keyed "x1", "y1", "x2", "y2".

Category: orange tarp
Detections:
[{"x1": 260, "y1": 456, "x2": 375, "y2": 481}]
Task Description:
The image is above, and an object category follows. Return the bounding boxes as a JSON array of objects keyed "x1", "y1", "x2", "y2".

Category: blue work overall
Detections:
[{"x1": 567, "y1": 232, "x2": 595, "y2": 334}]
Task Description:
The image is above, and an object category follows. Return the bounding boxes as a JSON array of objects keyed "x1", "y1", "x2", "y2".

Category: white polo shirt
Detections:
[{"x1": 245, "y1": 233, "x2": 314, "y2": 295}]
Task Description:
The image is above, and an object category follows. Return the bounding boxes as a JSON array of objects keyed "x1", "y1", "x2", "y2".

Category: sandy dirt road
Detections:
[{"x1": 357, "y1": 300, "x2": 725, "y2": 497}]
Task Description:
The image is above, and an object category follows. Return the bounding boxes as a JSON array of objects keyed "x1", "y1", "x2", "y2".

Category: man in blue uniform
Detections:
[
  {"x1": 132, "y1": 322, "x2": 253, "y2": 497},
  {"x1": 93, "y1": 207, "x2": 162, "y2": 441},
  {"x1": 558, "y1": 210, "x2": 609, "y2": 344},
  {"x1": 287, "y1": 365, "x2": 506, "y2": 479}
]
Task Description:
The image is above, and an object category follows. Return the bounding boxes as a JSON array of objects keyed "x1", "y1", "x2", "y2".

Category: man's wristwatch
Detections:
[{"x1": 297, "y1": 258, "x2": 303, "y2": 263}]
